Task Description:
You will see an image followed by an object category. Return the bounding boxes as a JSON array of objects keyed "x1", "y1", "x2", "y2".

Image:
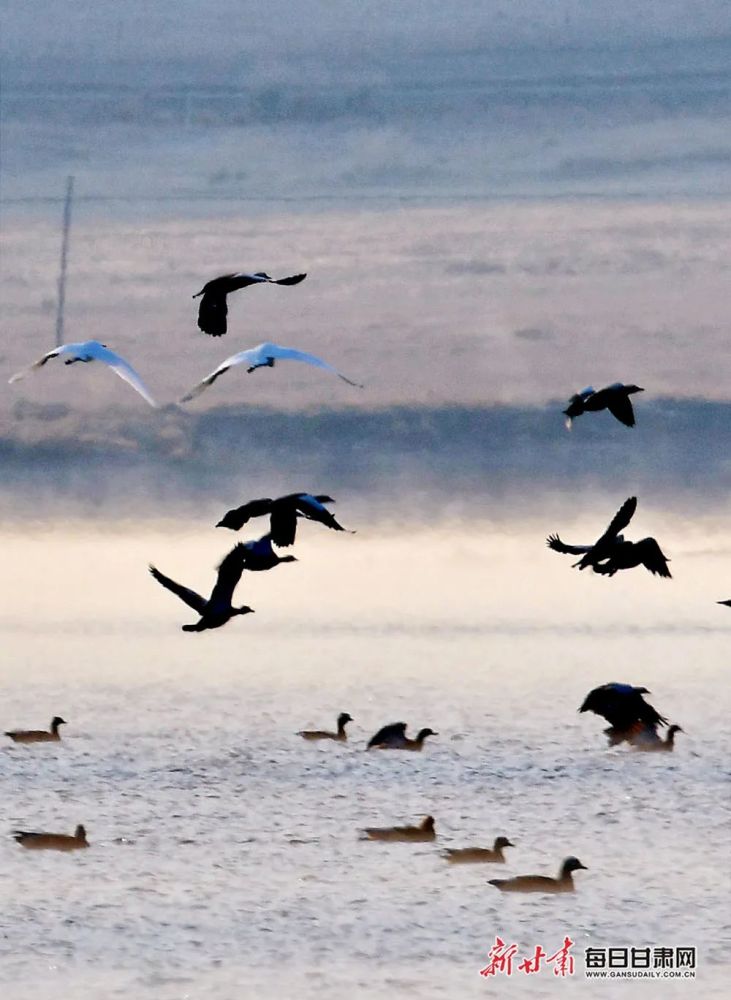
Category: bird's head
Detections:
[
  {"x1": 417, "y1": 727, "x2": 438, "y2": 741},
  {"x1": 563, "y1": 857, "x2": 588, "y2": 874},
  {"x1": 668, "y1": 724, "x2": 684, "y2": 737},
  {"x1": 75, "y1": 825, "x2": 87, "y2": 840},
  {"x1": 338, "y1": 713, "x2": 353, "y2": 726},
  {"x1": 52, "y1": 716, "x2": 67, "y2": 728},
  {"x1": 237, "y1": 606, "x2": 255, "y2": 616},
  {"x1": 420, "y1": 816, "x2": 435, "y2": 831},
  {"x1": 495, "y1": 836, "x2": 515, "y2": 849}
]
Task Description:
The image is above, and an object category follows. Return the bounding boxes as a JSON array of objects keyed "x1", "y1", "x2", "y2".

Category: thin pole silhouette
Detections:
[{"x1": 55, "y1": 175, "x2": 74, "y2": 347}]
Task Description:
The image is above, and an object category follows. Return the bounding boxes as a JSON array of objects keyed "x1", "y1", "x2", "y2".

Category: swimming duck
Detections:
[
  {"x1": 5, "y1": 716, "x2": 66, "y2": 743},
  {"x1": 579, "y1": 683, "x2": 668, "y2": 746},
  {"x1": 9, "y1": 340, "x2": 157, "y2": 407},
  {"x1": 564, "y1": 383, "x2": 644, "y2": 429},
  {"x1": 366, "y1": 722, "x2": 438, "y2": 750},
  {"x1": 547, "y1": 497, "x2": 671, "y2": 578},
  {"x1": 180, "y1": 342, "x2": 362, "y2": 402},
  {"x1": 13, "y1": 824, "x2": 89, "y2": 851},
  {"x1": 217, "y1": 493, "x2": 352, "y2": 547},
  {"x1": 238, "y1": 534, "x2": 298, "y2": 571},
  {"x1": 362, "y1": 815, "x2": 436, "y2": 842},
  {"x1": 444, "y1": 837, "x2": 515, "y2": 864},
  {"x1": 489, "y1": 856, "x2": 587, "y2": 894},
  {"x1": 193, "y1": 271, "x2": 307, "y2": 337},
  {"x1": 631, "y1": 723, "x2": 684, "y2": 752},
  {"x1": 149, "y1": 543, "x2": 254, "y2": 632},
  {"x1": 298, "y1": 712, "x2": 353, "y2": 741}
]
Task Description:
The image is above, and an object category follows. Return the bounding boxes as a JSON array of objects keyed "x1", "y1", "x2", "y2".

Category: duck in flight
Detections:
[
  {"x1": 9, "y1": 341, "x2": 157, "y2": 407},
  {"x1": 579, "y1": 683, "x2": 668, "y2": 746},
  {"x1": 179, "y1": 342, "x2": 363, "y2": 402},
  {"x1": 297, "y1": 713, "x2": 353, "y2": 742},
  {"x1": 564, "y1": 383, "x2": 644, "y2": 429},
  {"x1": 13, "y1": 824, "x2": 89, "y2": 852},
  {"x1": 237, "y1": 534, "x2": 298, "y2": 571},
  {"x1": 547, "y1": 496, "x2": 671, "y2": 578},
  {"x1": 5, "y1": 716, "x2": 66, "y2": 744},
  {"x1": 217, "y1": 493, "x2": 352, "y2": 547},
  {"x1": 193, "y1": 271, "x2": 307, "y2": 337},
  {"x1": 366, "y1": 722, "x2": 438, "y2": 751},
  {"x1": 488, "y1": 856, "x2": 587, "y2": 894},
  {"x1": 362, "y1": 815, "x2": 436, "y2": 842},
  {"x1": 444, "y1": 837, "x2": 515, "y2": 864},
  {"x1": 149, "y1": 543, "x2": 255, "y2": 632}
]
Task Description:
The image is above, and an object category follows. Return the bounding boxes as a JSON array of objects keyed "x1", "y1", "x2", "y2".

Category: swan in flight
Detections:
[
  {"x1": 547, "y1": 497, "x2": 671, "y2": 578},
  {"x1": 193, "y1": 271, "x2": 307, "y2": 337},
  {"x1": 217, "y1": 493, "x2": 352, "y2": 546},
  {"x1": 180, "y1": 342, "x2": 363, "y2": 402},
  {"x1": 149, "y1": 543, "x2": 255, "y2": 632},
  {"x1": 579, "y1": 682, "x2": 668, "y2": 746},
  {"x1": 9, "y1": 340, "x2": 157, "y2": 407},
  {"x1": 563, "y1": 382, "x2": 644, "y2": 429}
]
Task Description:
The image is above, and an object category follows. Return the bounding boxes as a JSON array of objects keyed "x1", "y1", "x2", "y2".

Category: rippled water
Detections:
[{"x1": 1, "y1": 526, "x2": 729, "y2": 998}]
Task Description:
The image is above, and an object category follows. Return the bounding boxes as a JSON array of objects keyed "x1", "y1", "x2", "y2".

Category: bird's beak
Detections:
[{"x1": 577, "y1": 862, "x2": 588, "y2": 870}]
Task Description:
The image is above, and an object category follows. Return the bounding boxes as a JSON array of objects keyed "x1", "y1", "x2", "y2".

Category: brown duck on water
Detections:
[
  {"x1": 13, "y1": 824, "x2": 89, "y2": 852},
  {"x1": 489, "y1": 857, "x2": 587, "y2": 894},
  {"x1": 362, "y1": 815, "x2": 436, "y2": 842},
  {"x1": 444, "y1": 836, "x2": 515, "y2": 864},
  {"x1": 5, "y1": 716, "x2": 66, "y2": 744},
  {"x1": 298, "y1": 713, "x2": 353, "y2": 742}
]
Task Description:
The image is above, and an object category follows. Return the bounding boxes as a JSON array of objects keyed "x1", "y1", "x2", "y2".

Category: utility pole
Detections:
[{"x1": 55, "y1": 175, "x2": 74, "y2": 347}]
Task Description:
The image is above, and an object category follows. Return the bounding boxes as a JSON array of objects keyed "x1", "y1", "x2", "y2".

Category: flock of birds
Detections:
[{"x1": 5, "y1": 263, "x2": 705, "y2": 894}]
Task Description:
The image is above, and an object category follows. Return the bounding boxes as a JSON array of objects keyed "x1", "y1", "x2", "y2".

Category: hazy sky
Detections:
[{"x1": 4, "y1": 1, "x2": 731, "y2": 75}]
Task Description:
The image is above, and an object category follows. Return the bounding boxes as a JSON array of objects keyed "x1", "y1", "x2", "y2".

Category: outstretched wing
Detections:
[
  {"x1": 546, "y1": 534, "x2": 592, "y2": 556},
  {"x1": 216, "y1": 498, "x2": 274, "y2": 530},
  {"x1": 265, "y1": 345, "x2": 363, "y2": 387},
  {"x1": 606, "y1": 395, "x2": 636, "y2": 428},
  {"x1": 636, "y1": 537, "x2": 672, "y2": 578},
  {"x1": 295, "y1": 494, "x2": 348, "y2": 531},
  {"x1": 197, "y1": 291, "x2": 229, "y2": 337},
  {"x1": 596, "y1": 497, "x2": 637, "y2": 546},
  {"x1": 208, "y1": 544, "x2": 248, "y2": 606},
  {"x1": 8, "y1": 347, "x2": 62, "y2": 383},
  {"x1": 179, "y1": 348, "x2": 260, "y2": 402},
  {"x1": 94, "y1": 346, "x2": 158, "y2": 407},
  {"x1": 272, "y1": 272, "x2": 307, "y2": 286},
  {"x1": 149, "y1": 566, "x2": 207, "y2": 613},
  {"x1": 366, "y1": 722, "x2": 407, "y2": 749}
]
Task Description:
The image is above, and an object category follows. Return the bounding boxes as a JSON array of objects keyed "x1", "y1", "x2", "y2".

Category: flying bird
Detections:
[
  {"x1": 193, "y1": 271, "x2": 307, "y2": 337},
  {"x1": 5, "y1": 716, "x2": 66, "y2": 744},
  {"x1": 362, "y1": 815, "x2": 436, "y2": 842},
  {"x1": 366, "y1": 722, "x2": 438, "y2": 751},
  {"x1": 9, "y1": 340, "x2": 157, "y2": 407},
  {"x1": 444, "y1": 837, "x2": 515, "y2": 864},
  {"x1": 717, "y1": 600, "x2": 731, "y2": 608},
  {"x1": 13, "y1": 824, "x2": 89, "y2": 852},
  {"x1": 488, "y1": 857, "x2": 587, "y2": 894},
  {"x1": 237, "y1": 534, "x2": 298, "y2": 571},
  {"x1": 297, "y1": 713, "x2": 353, "y2": 742},
  {"x1": 579, "y1": 683, "x2": 667, "y2": 746},
  {"x1": 149, "y1": 543, "x2": 255, "y2": 632},
  {"x1": 179, "y1": 342, "x2": 363, "y2": 402},
  {"x1": 547, "y1": 497, "x2": 671, "y2": 577},
  {"x1": 564, "y1": 383, "x2": 644, "y2": 429},
  {"x1": 217, "y1": 493, "x2": 352, "y2": 547}
]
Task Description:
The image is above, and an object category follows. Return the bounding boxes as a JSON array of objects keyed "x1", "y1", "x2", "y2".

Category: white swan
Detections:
[
  {"x1": 9, "y1": 340, "x2": 157, "y2": 407},
  {"x1": 180, "y1": 341, "x2": 363, "y2": 402}
]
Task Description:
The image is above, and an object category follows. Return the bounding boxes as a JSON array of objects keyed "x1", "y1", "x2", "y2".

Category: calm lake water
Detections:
[{"x1": 1, "y1": 523, "x2": 729, "y2": 998}]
